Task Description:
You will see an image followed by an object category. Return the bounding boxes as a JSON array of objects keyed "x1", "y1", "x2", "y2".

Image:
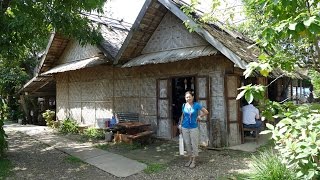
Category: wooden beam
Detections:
[{"x1": 31, "y1": 77, "x2": 54, "y2": 94}]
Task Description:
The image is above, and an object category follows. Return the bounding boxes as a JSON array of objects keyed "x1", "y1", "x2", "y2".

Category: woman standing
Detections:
[{"x1": 180, "y1": 91, "x2": 209, "y2": 168}]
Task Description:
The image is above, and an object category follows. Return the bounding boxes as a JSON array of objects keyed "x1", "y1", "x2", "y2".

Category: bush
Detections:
[
  {"x1": 42, "y1": 110, "x2": 56, "y2": 128},
  {"x1": 83, "y1": 127, "x2": 104, "y2": 140},
  {"x1": 0, "y1": 120, "x2": 8, "y2": 158},
  {"x1": 58, "y1": 118, "x2": 79, "y2": 134},
  {"x1": 262, "y1": 102, "x2": 320, "y2": 179},
  {"x1": 247, "y1": 150, "x2": 296, "y2": 180}
]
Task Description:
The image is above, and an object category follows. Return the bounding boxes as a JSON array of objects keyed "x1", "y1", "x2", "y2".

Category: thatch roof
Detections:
[
  {"x1": 116, "y1": 0, "x2": 305, "y2": 79},
  {"x1": 20, "y1": 7, "x2": 133, "y2": 96}
]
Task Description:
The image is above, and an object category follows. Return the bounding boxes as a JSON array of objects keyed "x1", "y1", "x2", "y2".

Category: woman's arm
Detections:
[{"x1": 198, "y1": 107, "x2": 209, "y2": 120}]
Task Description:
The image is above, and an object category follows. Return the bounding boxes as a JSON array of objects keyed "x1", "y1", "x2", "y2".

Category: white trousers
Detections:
[{"x1": 182, "y1": 127, "x2": 199, "y2": 157}]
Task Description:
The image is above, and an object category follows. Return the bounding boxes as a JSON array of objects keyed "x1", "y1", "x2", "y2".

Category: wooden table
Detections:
[
  {"x1": 116, "y1": 122, "x2": 151, "y2": 129},
  {"x1": 114, "y1": 122, "x2": 153, "y2": 144}
]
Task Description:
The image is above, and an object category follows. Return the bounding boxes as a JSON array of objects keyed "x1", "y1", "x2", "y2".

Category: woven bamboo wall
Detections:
[
  {"x1": 55, "y1": 55, "x2": 233, "y2": 146},
  {"x1": 58, "y1": 40, "x2": 102, "y2": 65},
  {"x1": 142, "y1": 12, "x2": 208, "y2": 54}
]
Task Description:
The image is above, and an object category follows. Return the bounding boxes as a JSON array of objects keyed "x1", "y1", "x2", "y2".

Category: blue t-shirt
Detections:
[{"x1": 181, "y1": 102, "x2": 202, "y2": 129}]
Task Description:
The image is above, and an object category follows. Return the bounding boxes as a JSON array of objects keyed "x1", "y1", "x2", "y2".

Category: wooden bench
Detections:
[
  {"x1": 112, "y1": 113, "x2": 154, "y2": 144},
  {"x1": 242, "y1": 127, "x2": 259, "y2": 144},
  {"x1": 126, "y1": 130, "x2": 154, "y2": 144},
  {"x1": 115, "y1": 112, "x2": 139, "y2": 123}
]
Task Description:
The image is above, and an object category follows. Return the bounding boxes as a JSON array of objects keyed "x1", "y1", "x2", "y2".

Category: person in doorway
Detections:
[
  {"x1": 180, "y1": 91, "x2": 209, "y2": 168},
  {"x1": 242, "y1": 100, "x2": 263, "y2": 136}
]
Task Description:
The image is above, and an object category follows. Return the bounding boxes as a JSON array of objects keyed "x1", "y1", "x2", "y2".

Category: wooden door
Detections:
[
  {"x1": 157, "y1": 78, "x2": 172, "y2": 138},
  {"x1": 195, "y1": 76, "x2": 210, "y2": 147},
  {"x1": 225, "y1": 74, "x2": 241, "y2": 146}
]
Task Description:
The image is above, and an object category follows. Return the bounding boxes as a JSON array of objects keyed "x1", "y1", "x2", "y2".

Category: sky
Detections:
[
  {"x1": 104, "y1": 0, "x2": 245, "y2": 25},
  {"x1": 104, "y1": 0, "x2": 146, "y2": 24}
]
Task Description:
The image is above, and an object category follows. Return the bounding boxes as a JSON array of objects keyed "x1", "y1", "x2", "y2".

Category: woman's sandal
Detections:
[
  {"x1": 189, "y1": 161, "x2": 196, "y2": 168},
  {"x1": 184, "y1": 160, "x2": 192, "y2": 167}
]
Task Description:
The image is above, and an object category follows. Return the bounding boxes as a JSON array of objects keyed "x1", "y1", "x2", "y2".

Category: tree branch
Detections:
[{"x1": 267, "y1": 74, "x2": 285, "y2": 87}]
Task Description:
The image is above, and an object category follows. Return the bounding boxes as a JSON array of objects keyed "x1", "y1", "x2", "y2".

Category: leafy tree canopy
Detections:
[
  {"x1": 0, "y1": 0, "x2": 105, "y2": 61},
  {"x1": 241, "y1": 0, "x2": 320, "y2": 74}
]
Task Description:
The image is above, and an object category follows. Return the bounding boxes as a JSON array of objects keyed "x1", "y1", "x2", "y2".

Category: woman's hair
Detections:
[{"x1": 185, "y1": 91, "x2": 194, "y2": 96}]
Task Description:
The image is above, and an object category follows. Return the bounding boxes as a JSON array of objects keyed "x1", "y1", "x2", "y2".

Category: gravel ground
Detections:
[{"x1": 5, "y1": 129, "x2": 253, "y2": 180}]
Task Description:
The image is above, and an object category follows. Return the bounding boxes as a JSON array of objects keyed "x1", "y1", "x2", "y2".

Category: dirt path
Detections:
[
  {"x1": 4, "y1": 129, "x2": 252, "y2": 180},
  {"x1": 5, "y1": 130, "x2": 116, "y2": 180}
]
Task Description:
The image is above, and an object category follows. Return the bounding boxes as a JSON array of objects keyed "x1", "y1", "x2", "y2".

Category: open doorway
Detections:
[{"x1": 171, "y1": 76, "x2": 196, "y2": 138}]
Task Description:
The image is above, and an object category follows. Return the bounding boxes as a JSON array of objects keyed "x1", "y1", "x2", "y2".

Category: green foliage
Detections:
[
  {"x1": 0, "y1": 157, "x2": 12, "y2": 179},
  {"x1": 143, "y1": 163, "x2": 167, "y2": 174},
  {"x1": 58, "y1": 118, "x2": 79, "y2": 134},
  {"x1": 262, "y1": 103, "x2": 320, "y2": 179},
  {"x1": 42, "y1": 110, "x2": 56, "y2": 128},
  {"x1": 0, "y1": 0, "x2": 105, "y2": 61},
  {"x1": 64, "y1": 156, "x2": 83, "y2": 164},
  {"x1": 83, "y1": 127, "x2": 104, "y2": 140},
  {"x1": 236, "y1": 84, "x2": 266, "y2": 104},
  {"x1": 246, "y1": 150, "x2": 296, "y2": 180},
  {"x1": 0, "y1": 119, "x2": 8, "y2": 158},
  {"x1": 0, "y1": 0, "x2": 105, "y2": 131},
  {"x1": 240, "y1": 0, "x2": 320, "y2": 74},
  {"x1": 310, "y1": 70, "x2": 320, "y2": 97}
]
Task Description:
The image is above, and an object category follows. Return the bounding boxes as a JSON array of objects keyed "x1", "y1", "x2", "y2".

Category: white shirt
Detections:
[{"x1": 242, "y1": 104, "x2": 259, "y2": 125}]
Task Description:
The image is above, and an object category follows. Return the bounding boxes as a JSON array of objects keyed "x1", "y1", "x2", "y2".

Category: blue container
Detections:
[{"x1": 110, "y1": 116, "x2": 116, "y2": 128}]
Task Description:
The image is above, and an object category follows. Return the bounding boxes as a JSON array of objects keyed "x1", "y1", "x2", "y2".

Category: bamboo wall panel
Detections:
[
  {"x1": 142, "y1": 12, "x2": 208, "y2": 54},
  {"x1": 140, "y1": 98, "x2": 157, "y2": 116},
  {"x1": 114, "y1": 97, "x2": 140, "y2": 113},
  {"x1": 69, "y1": 82, "x2": 81, "y2": 101},
  {"x1": 140, "y1": 78, "x2": 156, "y2": 97},
  {"x1": 95, "y1": 102, "x2": 113, "y2": 119},
  {"x1": 80, "y1": 68, "x2": 100, "y2": 82},
  {"x1": 56, "y1": 101, "x2": 68, "y2": 120},
  {"x1": 69, "y1": 71, "x2": 82, "y2": 82},
  {"x1": 56, "y1": 83, "x2": 68, "y2": 102},
  {"x1": 198, "y1": 78, "x2": 207, "y2": 99},
  {"x1": 96, "y1": 79, "x2": 113, "y2": 100},
  {"x1": 226, "y1": 77, "x2": 238, "y2": 97},
  {"x1": 158, "y1": 119, "x2": 170, "y2": 138},
  {"x1": 69, "y1": 102, "x2": 82, "y2": 123},
  {"x1": 58, "y1": 40, "x2": 101, "y2": 64},
  {"x1": 228, "y1": 123, "x2": 241, "y2": 146},
  {"x1": 142, "y1": 115, "x2": 157, "y2": 132},
  {"x1": 81, "y1": 102, "x2": 95, "y2": 125},
  {"x1": 81, "y1": 81, "x2": 96, "y2": 101},
  {"x1": 228, "y1": 100, "x2": 237, "y2": 121},
  {"x1": 159, "y1": 99, "x2": 169, "y2": 117},
  {"x1": 198, "y1": 122, "x2": 209, "y2": 146}
]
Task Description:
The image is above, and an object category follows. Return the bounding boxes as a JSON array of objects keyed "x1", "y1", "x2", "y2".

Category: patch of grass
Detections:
[
  {"x1": 219, "y1": 172, "x2": 250, "y2": 180},
  {"x1": 256, "y1": 139, "x2": 275, "y2": 152},
  {"x1": 143, "y1": 163, "x2": 167, "y2": 174},
  {"x1": 94, "y1": 143, "x2": 110, "y2": 150},
  {"x1": 241, "y1": 149, "x2": 296, "y2": 180},
  {"x1": 0, "y1": 158, "x2": 12, "y2": 179},
  {"x1": 64, "y1": 156, "x2": 83, "y2": 164}
]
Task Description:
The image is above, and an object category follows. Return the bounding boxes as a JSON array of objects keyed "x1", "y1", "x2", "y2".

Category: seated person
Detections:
[{"x1": 242, "y1": 100, "x2": 263, "y2": 136}]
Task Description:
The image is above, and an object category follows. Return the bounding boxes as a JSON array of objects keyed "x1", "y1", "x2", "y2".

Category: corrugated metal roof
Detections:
[
  {"x1": 42, "y1": 56, "x2": 109, "y2": 75},
  {"x1": 122, "y1": 45, "x2": 217, "y2": 67}
]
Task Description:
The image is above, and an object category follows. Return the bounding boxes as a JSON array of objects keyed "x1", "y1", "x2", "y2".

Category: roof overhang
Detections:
[
  {"x1": 42, "y1": 56, "x2": 109, "y2": 75},
  {"x1": 122, "y1": 45, "x2": 217, "y2": 67},
  {"x1": 19, "y1": 75, "x2": 55, "y2": 97}
]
